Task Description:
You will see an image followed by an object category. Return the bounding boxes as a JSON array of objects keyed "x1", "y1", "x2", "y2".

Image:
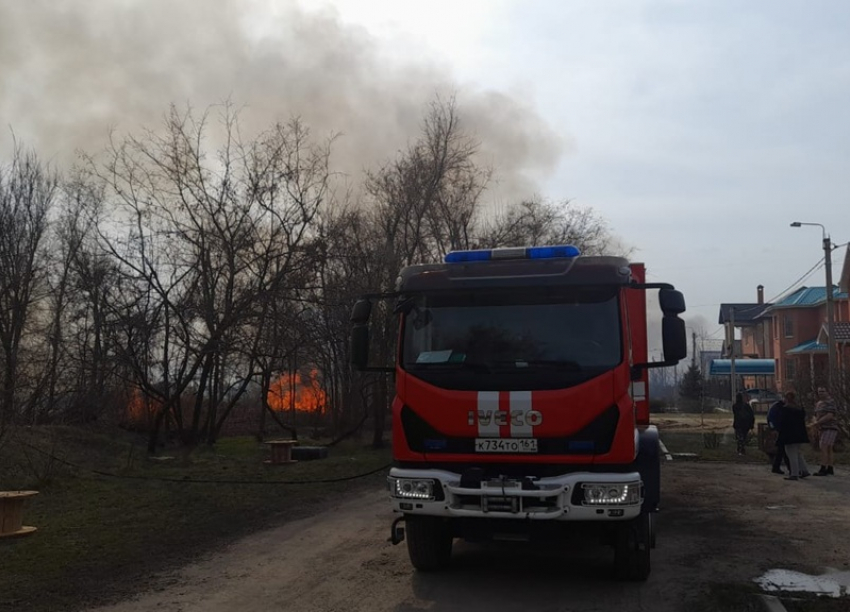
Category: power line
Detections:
[
  {"x1": 763, "y1": 241, "x2": 849, "y2": 304},
  {"x1": 764, "y1": 258, "x2": 825, "y2": 304}
]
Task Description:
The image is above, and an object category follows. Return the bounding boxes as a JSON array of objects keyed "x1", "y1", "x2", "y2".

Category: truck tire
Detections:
[
  {"x1": 614, "y1": 513, "x2": 651, "y2": 581},
  {"x1": 405, "y1": 516, "x2": 453, "y2": 571},
  {"x1": 649, "y1": 513, "x2": 656, "y2": 549}
]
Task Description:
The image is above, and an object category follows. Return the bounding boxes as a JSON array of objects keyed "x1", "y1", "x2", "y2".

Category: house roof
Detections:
[
  {"x1": 709, "y1": 359, "x2": 776, "y2": 375},
  {"x1": 786, "y1": 339, "x2": 828, "y2": 355},
  {"x1": 717, "y1": 303, "x2": 771, "y2": 325},
  {"x1": 816, "y1": 321, "x2": 850, "y2": 344},
  {"x1": 768, "y1": 286, "x2": 848, "y2": 310}
]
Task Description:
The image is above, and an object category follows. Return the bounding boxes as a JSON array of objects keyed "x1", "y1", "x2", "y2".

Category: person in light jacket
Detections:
[
  {"x1": 812, "y1": 386, "x2": 839, "y2": 476},
  {"x1": 776, "y1": 391, "x2": 811, "y2": 481}
]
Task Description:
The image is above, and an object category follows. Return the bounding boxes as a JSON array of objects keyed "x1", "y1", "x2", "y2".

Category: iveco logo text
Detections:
[{"x1": 468, "y1": 410, "x2": 543, "y2": 427}]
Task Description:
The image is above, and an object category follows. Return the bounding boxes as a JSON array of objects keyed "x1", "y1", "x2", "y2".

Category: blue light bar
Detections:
[
  {"x1": 527, "y1": 245, "x2": 581, "y2": 259},
  {"x1": 444, "y1": 249, "x2": 493, "y2": 263},
  {"x1": 444, "y1": 244, "x2": 581, "y2": 263}
]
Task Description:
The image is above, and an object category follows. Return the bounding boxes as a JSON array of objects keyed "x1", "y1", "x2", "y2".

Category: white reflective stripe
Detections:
[
  {"x1": 477, "y1": 391, "x2": 500, "y2": 437},
  {"x1": 510, "y1": 391, "x2": 533, "y2": 437},
  {"x1": 631, "y1": 382, "x2": 647, "y2": 401}
]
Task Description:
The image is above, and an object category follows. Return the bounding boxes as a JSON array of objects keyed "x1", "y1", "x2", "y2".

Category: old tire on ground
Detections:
[
  {"x1": 290, "y1": 446, "x2": 328, "y2": 461},
  {"x1": 614, "y1": 513, "x2": 651, "y2": 581},
  {"x1": 405, "y1": 516, "x2": 453, "y2": 571}
]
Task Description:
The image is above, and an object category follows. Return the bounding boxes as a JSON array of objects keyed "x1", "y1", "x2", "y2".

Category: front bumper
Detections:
[{"x1": 388, "y1": 467, "x2": 643, "y2": 521}]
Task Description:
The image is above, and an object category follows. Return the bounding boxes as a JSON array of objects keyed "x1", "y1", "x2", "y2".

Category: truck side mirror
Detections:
[
  {"x1": 659, "y1": 288, "x2": 686, "y2": 316},
  {"x1": 351, "y1": 324, "x2": 369, "y2": 370},
  {"x1": 662, "y1": 316, "x2": 687, "y2": 362},
  {"x1": 349, "y1": 296, "x2": 397, "y2": 373},
  {"x1": 350, "y1": 299, "x2": 372, "y2": 370},
  {"x1": 351, "y1": 299, "x2": 372, "y2": 325}
]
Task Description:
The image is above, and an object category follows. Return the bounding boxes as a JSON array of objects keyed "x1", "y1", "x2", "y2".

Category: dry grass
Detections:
[
  {"x1": 654, "y1": 411, "x2": 849, "y2": 465},
  {"x1": 0, "y1": 426, "x2": 391, "y2": 612}
]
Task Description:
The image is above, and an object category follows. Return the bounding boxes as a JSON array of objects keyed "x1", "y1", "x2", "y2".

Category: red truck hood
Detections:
[{"x1": 394, "y1": 367, "x2": 637, "y2": 465}]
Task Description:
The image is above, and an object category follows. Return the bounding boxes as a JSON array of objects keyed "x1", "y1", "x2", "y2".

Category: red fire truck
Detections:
[{"x1": 350, "y1": 245, "x2": 686, "y2": 580}]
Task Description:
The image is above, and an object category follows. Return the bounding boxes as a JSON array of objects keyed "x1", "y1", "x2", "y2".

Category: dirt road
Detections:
[{"x1": 89, "y1": 461, "x2": 850, "y2": 612}]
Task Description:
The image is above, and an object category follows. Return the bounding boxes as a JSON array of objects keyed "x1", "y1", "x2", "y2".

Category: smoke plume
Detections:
[{"x1": 0, "y1": 0, "x2": 561, "y2": 201}]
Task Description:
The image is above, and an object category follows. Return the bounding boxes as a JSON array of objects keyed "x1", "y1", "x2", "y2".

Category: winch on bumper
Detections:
[{"x1": 387, "y1": 467, "x2": 643, "y2": 523}]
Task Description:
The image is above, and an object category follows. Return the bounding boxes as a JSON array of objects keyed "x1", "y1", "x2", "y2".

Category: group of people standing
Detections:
[
  {"x1": 766, "y1": 387, "x2": 839, "y2": 479},
  {"x1": 731, "y1": 387, "x2": 840, "y2": 479}
]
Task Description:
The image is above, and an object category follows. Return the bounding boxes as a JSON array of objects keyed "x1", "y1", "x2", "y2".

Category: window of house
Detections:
[
  {"x1": 785, "y1": 359, "x2": 796, "y2": 380},
  {"x1": 783, "y1": 315, "x2": 793, "y2": 338}
]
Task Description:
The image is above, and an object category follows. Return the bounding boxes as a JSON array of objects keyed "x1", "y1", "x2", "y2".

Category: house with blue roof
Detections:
[
  {"x1": 763, "y1": 285, "x2": 849, "y2": 390},
  {"x1": 718, "y1": 246, "x2": 850, "y2": 392}
]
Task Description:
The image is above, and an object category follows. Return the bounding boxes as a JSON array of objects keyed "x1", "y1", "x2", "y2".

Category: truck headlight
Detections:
[
  {"x1": 389, "y1": 477, "x2": 437, "y2": 500},
  {"x1": 581, "y1": 482, "x2": 641, "y2": 506}
]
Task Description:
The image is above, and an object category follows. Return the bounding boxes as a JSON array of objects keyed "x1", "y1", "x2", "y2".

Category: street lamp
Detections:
[{"x1": 790, "y1": 221, "x2": 836, "y2": 380}]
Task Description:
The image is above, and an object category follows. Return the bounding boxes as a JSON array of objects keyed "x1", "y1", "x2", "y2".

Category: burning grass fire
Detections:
[
  {"x1": 268, "y1": 369, "x2": 327, "y2": 414},
  {"x1": 124, "y1": 387, "x2": 159, "y2": 429}
]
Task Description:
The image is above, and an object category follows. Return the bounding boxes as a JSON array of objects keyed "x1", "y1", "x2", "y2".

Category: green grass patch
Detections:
[
  {"x1": 656, "y1": 416, "x2": 850, "y2": 466},
  {"x1": 660, "y1": 430, "x2": 767, "y2": 463},
  {"x1": 0, "y1": 426, "x2": 391, "y2": 612}
]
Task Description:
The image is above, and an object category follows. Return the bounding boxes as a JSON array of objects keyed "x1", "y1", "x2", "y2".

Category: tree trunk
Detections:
[
  {"x1": 147, "y1": 405, "x2": 169, "y2": 454},
  {"x1": 371, "y1": 374, "x2": 388, "y2": 449}
]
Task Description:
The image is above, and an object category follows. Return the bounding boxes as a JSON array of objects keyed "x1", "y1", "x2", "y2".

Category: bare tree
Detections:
[
  {"x1": 301, "y1": 205, "x2": 379, "y2": 442},
  {"x1": 357, "y1": 97, "x2": 490, "y2": 447},
  {"x1": 0, "y1": 142, "x2": 56, "y2": 434},
  {"x1": 0, "y1": 94, "x2": 627, "y2": 452},
  {"x1": 478, "y1": 198, "x2": 618, "y2": 255},
  {"x1": 86, "y1": 104, "x2": 331, "y2": 451}
]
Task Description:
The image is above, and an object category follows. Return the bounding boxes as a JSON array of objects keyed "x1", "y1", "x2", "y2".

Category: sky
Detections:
[
  {"x1": 2, "y1": 0, "x2": 849, "y2": 342},
  {"x1": 316, "y1": 0, "x2": 850, "y2": 341}
]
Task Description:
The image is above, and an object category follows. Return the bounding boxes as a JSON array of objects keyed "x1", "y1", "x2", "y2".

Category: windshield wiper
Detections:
[{"x1": 409, "y1": 361, "x2": 493, "y2": 373}]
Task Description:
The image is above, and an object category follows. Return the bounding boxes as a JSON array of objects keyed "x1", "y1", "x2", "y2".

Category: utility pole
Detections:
[
  {"x1": 692, "y1": 331, "x2": 697, "y2": 367},
  {"x1": 693, "y1": 331, "x2": 704, "y2": 425},
  {"x1": 823, "y1": 233, "x2": 837, "y2": 380},
  {"x1": 729, "y1": 307, "x2": 736, "y2": 406},
  {"x1": 791, "y1": 222, "x2": 837, "y2": 385}
]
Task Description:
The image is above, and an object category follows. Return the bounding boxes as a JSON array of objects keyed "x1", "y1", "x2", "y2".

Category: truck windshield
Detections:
[{"x1": 401, "y1": 287, "x2": 622, "y2": 389}]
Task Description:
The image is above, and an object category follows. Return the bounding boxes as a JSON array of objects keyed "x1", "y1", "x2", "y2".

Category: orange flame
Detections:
[
  {"x1": 125, "y1": 387, "x2": 158, "y2": 427},
  {"x1": 268, "y1": 369, "x2": 326, "y2": 413}
]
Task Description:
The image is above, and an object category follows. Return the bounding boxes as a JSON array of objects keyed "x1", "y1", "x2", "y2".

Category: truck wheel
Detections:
[
  {"x1": 649, "y1": 513, "x2": 656, "y2": 549},
  {"x1": 614, "y1": 513, "x2": 651, "y2": 581},
  {"x1": 405, "y1": 516, "x2": 453, "y2": 571}
]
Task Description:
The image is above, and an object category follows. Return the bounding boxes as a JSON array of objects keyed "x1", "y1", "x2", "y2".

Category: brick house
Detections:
[
  {"x1": 718, "y1": 246, "x2": 850, "y2": 393},
  {"x1": 763, "y1": 286, "x2": 849, "y2": 391}
]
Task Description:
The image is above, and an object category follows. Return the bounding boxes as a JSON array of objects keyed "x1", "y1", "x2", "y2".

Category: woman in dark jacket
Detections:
[
  {"x1": 776, "y1": 391, "x2": 810, "y2": 480},
  {"x1": 732, "y1": 393, "x2": 755, "y2": 455}
]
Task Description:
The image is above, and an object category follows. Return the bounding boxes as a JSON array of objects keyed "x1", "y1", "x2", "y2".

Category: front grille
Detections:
[
  {"x1": 401, "y1": 404, "x2": 620, "y2": 455},
  {"x1": 454, "y1": 494, "x2": 560, "y2": 514}
]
